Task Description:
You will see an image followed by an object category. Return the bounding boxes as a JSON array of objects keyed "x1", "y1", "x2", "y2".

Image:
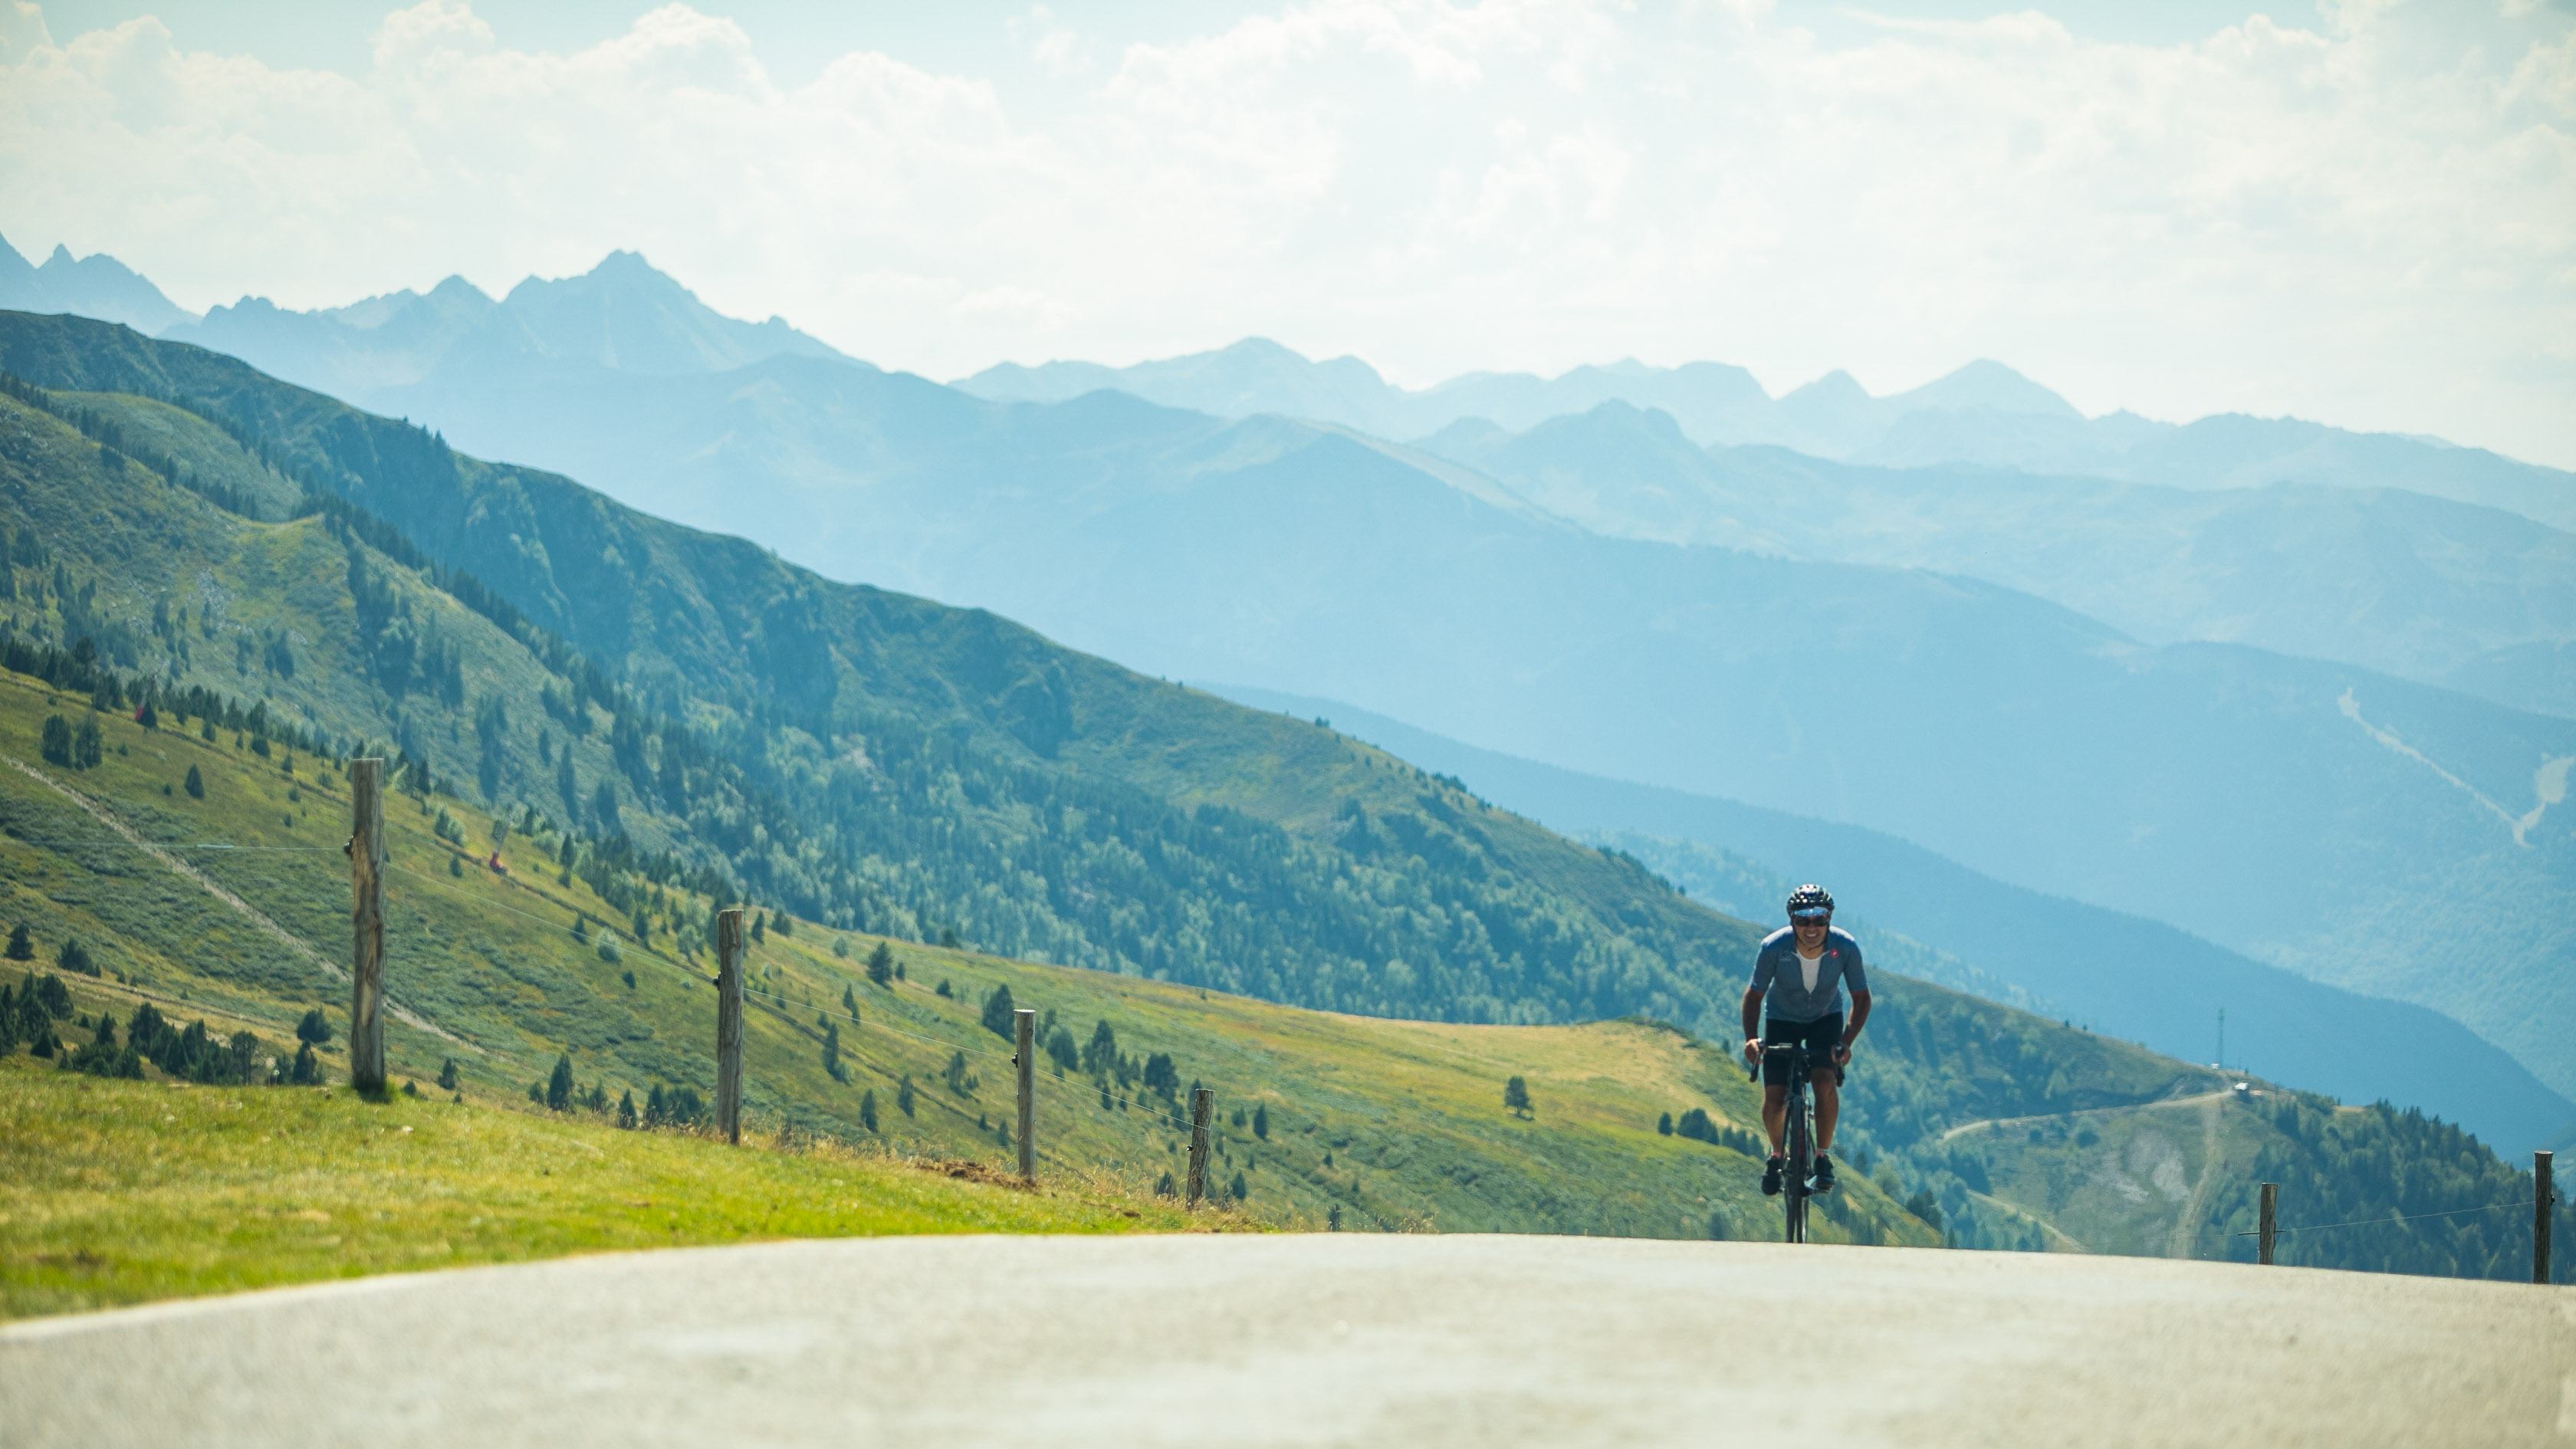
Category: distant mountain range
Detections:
[
  {"x1": 159, "y1": 250, "x2": 847, "y2": 398},
  {"x1": 0, "y1": 234, "x2": 198, "y2": 334},
  {"x1": 955, "y1": 339, "x2": 2576, "y2": 535},
  {"x1": 1418, "y1": 401, "x2": 2576, "y2": 708},
  {"x1": 9, "y1": 243, "x2": 2571, "y2": 1130}
]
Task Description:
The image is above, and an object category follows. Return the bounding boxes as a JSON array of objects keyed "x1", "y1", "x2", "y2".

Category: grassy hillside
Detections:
[
  {"x1": 0, "y1": 316, "x2": 2555, "y2": 1287},
  {"x1": 0, "y1": 662, "x2": 1934, "y2": 1242},
  {"x1": 0, "y1": 1053, "x2": 1201, "y2": 1321}
]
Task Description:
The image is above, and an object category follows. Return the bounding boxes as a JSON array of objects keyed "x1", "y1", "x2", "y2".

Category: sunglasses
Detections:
[{"x1": 1790, "y1": 911, "x2": 1829, "y2": 923}]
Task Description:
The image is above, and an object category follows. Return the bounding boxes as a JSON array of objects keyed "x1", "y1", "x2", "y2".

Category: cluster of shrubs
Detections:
[
  {"x1": 1655, "y1": 1106, "x2": 1765, "y2": 1158},
  {"x1": 2, "y1": 971, "x2": 295, "y2": 1084},
  {"x1": 523, "y1": 1050, "x2": 707, "y2": 1131}
]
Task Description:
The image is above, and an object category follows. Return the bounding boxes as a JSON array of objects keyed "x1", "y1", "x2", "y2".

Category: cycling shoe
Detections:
[
  {"x1": 1810, "y1": 1152, "x2": 1836, "y2": 1194},
  {"x1": 1761, "y1": 1155, "x2": 1784, "y2": 1197}
]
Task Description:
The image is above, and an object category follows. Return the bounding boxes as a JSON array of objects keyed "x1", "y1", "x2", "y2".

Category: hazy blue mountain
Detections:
[
  {"x1": 963, "y1": 338, "x2": 1415, "y2": 436},
  {"x1": 316, "y1": 347, "x2": 2576, "y2": 1106},
  {"x1": 1858, "y1": 406, "x2": 2576, "y2": 534},
  {"x1": 1208, "y1": 683, "x2": 2576, "y2": 1155},
  {"x1": 1421, "y1": 401, "x2": 2576, "y2": 695},
  {"x1": 159, "y1": 251, "x2": 848, "y2": 404},
  {"x1": 957, "y1": 335, "x2": 2575, "y2": 528},
  {"x1": 0, "y1": 233, "x2": 198, "y2": 334},
  {"x1": 955, "y1": 339, "x2": 2075, "y2": 456}
]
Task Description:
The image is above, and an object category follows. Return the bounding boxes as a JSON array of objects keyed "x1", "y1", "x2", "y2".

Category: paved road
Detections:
[{"x1": 5, "y1": 1236, "x2": 2571, "y2": 1447}]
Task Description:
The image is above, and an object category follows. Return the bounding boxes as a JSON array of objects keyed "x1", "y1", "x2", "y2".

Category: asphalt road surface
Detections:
[{"x1": 5, "y1": 1235, "x2": 2571, "y2": 1447}]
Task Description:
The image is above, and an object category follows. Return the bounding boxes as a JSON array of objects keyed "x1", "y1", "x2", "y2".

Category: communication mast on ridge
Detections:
[{"x1": 2215, "y1": 1008, "x2": 2225, "y2": 1071}]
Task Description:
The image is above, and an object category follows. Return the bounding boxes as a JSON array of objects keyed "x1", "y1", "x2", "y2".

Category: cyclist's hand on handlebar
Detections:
[
  {"x1": 1831, "y1": 1043, "x2": 1853, "y2": 1067},
  {"x1": 1743, "y1": 1038, "x2": 1765, "y2": 1067}
]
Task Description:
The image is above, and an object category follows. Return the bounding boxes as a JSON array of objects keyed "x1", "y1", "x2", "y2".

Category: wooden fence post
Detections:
[
  {"x1": 2537, "y1": 1151, "x2": 2554, "y2": 1286},
  {"x1": 1187, "y1": 1086, "x2": 1214, "y2": 1210},
  {"x1": 715, "y1": 907, "x2": 744, "y2": 1145},
  {"x1": 2258, "y1": 1181, "x2": 2278, "y2": 1266},
  {"x1": 347, "y1": 758, "x2": 385, "y2": 1093},
  {"x1": 1014, "y1": 1007, "x2": 1036, "y2": 1184}
]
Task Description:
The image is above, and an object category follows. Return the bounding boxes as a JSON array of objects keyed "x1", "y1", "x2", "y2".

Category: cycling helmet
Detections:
[{"x1": 1786, "y1": 884, "x2": 1835, "y2": 919}]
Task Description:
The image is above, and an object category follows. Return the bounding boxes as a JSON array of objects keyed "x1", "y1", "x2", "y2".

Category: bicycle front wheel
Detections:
[{"x1": 1784, "y1": 1092, "x2": 1811, "y2": 1244}]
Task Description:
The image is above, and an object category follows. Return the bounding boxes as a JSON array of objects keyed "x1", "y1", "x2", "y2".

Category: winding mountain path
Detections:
[
  {"x1": 5, "y1": 1235, "x2": 2568, "y2": 1447},
  {"x1": 1938, "y1": 1086, "x2": 2234, "y2": 1144}
]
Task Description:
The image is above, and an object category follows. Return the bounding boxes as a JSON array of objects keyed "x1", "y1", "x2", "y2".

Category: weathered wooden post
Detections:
[
  {"x1": 2537, "y1": 1151, "x2": 2554, "y2": 1286},
  {"x1": 1014, "y1": 1007, "x2": 1036, "y2": 1184},
  {"x1": 715, "y1": 907, "x2": 744, "y2": 1145},
  {"x1": 1186, "y1": 1086, "x2": 1214, "y2": 1210},
  {"x1": 347, "y1": 758, "x2": 386, "y2": 1093},
  {"x1": 2258, "y1": 1181, "x2": 2278, "y2": 1266}
]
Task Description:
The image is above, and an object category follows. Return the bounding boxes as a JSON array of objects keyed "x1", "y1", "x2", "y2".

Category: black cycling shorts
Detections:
[{"x1": 1762, "y1": 1013, "x2": 1845, "y2": 1086}]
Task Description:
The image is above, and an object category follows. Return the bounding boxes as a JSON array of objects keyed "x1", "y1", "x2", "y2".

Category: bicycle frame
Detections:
[{"x1": 1750, "y1": 1042, "x2": 1827, "y2": 1244}]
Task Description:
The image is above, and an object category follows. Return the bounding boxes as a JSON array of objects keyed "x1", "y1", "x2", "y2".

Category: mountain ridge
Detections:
[{"x1": 0, "y1": 234, "x2": 199, "y2": 336}]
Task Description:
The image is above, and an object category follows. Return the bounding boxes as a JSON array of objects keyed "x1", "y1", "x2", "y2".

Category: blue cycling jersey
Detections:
[{"x1": 1747, "y1": 926, "x2": 1868, "y2": 1024}]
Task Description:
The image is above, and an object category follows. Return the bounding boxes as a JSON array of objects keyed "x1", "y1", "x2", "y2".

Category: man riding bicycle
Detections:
[{"x1": 1741, "y1": 885, "x2": 1871, "y2": 1197}]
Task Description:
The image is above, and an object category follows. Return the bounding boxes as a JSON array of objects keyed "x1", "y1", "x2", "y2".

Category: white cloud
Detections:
[{"x1": 0, "y1": 0, "x2": 2569, "y2": 466}]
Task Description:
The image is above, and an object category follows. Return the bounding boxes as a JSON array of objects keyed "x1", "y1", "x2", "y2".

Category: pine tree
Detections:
[
  {"x1": 645, "y1": 1084, "x2": 666, "y2": 1127},
  {"x1": 437, "y1": 1057, "x2": 459, "y2": 1091},
  {"x1": 821, "y1": 1020, "x2": 843, "y2": 1080},
  {"x1": 57, "y1": 936, "x2": 94, "y2": 978},
  {"x1": 1658, "y1": 1112, "x2": 1674, "y2": 1136},
  {"x1": 73, "y1": 717, "x2": 102, "y2": 769},
  {"x1": 842, "y1": 984, "x2": 859, "y2": 1019},
  {"x1": 296, "y1": 1008, "x2": 330, "y2": 1046},
  {"x1": 1253, "y1": 1102, "x2": 1270, "y2": 1140},
  {"x1": 1503, "y1": 1076, "x2": 1532, "y2": 1117},
  {"x1": 866, "y1": 941, "x2": 895, "y2": 986},
  {"x1": 1229, "y1": 1171, "x2": 1247, "y2": 1201},
  {"x1": 980, "y1": 983, "x2": 1016, "y2": 1039},
  {"x1": 290, "y1": 1040, "x2": 319, "y2": 1084},
  {"x1": 40, "y1": 715, "x2": 71, "y2": 765},
  {"x1": 859, "y1": 1089, "x2": 880, "y2": 1132},
  {"x1": 183, "y1": 764, "x2": 204, "y2": 799},
  {"x1": 546, "y1": 1053, "x2": 574, "y2": 1110},
  {"x1": 617, "y1": 1089, "x2": 638, "y2": 1129},
  {"x1": 896, "y1": 1075, "x2": 916, "y2": 1117},
  {"x1": 3, "y1": 924, "x2": 29, "y2": 961}
]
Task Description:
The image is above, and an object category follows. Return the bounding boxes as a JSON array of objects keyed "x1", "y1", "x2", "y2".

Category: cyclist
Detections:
[{"x1": 1741, "y1": 885, "x2": 1871, "y2": 1197}]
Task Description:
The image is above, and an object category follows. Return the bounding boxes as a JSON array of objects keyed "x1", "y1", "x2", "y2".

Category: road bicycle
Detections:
[{"x1": 1748, "y1": 1040, "x2": 1837, "y2": 1244}]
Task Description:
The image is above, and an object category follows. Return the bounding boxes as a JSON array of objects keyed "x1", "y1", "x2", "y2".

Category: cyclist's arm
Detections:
[
  {"x1": 1740, "y1": 987, "x2": 1765, "y2": 1058},
  {"x1": 1838, "y1": 988, "x2": 1872, "y2": 1060}
]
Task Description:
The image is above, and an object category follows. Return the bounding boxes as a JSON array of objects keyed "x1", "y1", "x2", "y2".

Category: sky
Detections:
[{"x1": 1, "y1": 0, "x2": 2571, "y2": 465}]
